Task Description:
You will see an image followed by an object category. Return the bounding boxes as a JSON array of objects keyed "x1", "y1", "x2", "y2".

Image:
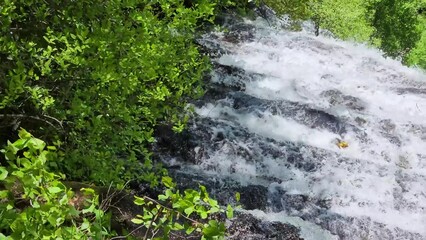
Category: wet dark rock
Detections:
[
  {"x1": 215, "y1": 10, "x2": 257, "y2": 44},
  {"x1": 212, "y1": 62, "x2": 263, "y2": 86},
  {"x1": 227, "y1": 212, "x2": 303, "y2": 240},
  {"x1": 214, "y1": 62, "x2": 265, "y2": 81},
  {"x1": 197, "y1": 38, "x2": 230, "y2": 58},
  {"x1": 254, "y1": 3, "x2": 281, "y2": 23},
  {"x1": 268, "y1": 185, "x2": 331, "y2": 217},
  {"x1": 268, "y1": 184, "x2": 424, "y2": 240},
  {"x1": 308, "y1": 37, "x2": 345, "y2": 54},
  {"x1": 404, "y1": 123, "x2": 426, "y2": 140},
  {"x1": 379, "y1": 119, "x2": 402, "y2": 146},
  {"x1": 238, "y1": 185, "x2": 269, "y2": 210},
  {"x1": 316, "y1": 215, "x2": 425, "y2": 240},
  {"x1": 195, "y1": 82, "x2": 240, "y2": 105},
  {"x1": 153, "y1": 111, "x2": 328, "y2": 177},
  {"x1": 229, "y1": 91, "x2": 347, "y2": 134},
  {"x1": 151, "y1": 124, "x2": 196, "y2": 164},
  {"x1": 396, "y1": 87, "x2": 426, "y2": 95},
  {"x1": 214, "y1": 11, "x2": 247, "y2": 28},
  {"x1": 285, "y1": 150, "x2": 319, "y2": 172},
  {"x1": 168, "y1": 171, "x2": 269, "y2": 211},
  {"x1": 222, "y1": 22, "x2": 256, "y2": 43},
  {"x1": 355, "y1": 116, "x2": 367, "y2": 126},
  {"x1": 321, "y1": 89, "x2": 366, "y2": 111}
]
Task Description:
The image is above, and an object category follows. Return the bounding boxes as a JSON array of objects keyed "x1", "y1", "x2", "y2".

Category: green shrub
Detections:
[
  {"x1": 129, "y1": 177, "x2": 234, "y2": 239},
  {"x1": 0, "y1": 0, "x2": 221, "y2": 184},
  {"x1": 263, "y1": 0, "x2": 375, "y2": 41},
  {"x1": 369, "y1": 0, "x2": 421, "y2": 61},
  {"x1": 0, "y1": 129, "x2": 110, "y2": 239},
  {"x1": 1, "y1": 1, "x2": 248, "y2": 238}
]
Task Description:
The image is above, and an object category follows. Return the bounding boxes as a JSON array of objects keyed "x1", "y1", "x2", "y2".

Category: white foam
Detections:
[{"x1": 196, "y1": 17, "x2": 426, "y2": 238}]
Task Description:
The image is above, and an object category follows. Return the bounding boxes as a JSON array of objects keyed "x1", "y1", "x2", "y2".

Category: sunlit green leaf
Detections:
[
  {"x1": 131, "y1": 218, "x2": 144, "y2": 224},
  {"x1": 134, "y1": 196, "x2": 145, "y2": 205},
  {"x1": 0, "y1": 167, "x2": 8, "y2": 180},
  {"x1": 48, "y1": 187, "x2": 62, "y2": 194},
  {"x1": 226, "y1": 204, "x2": 234, "y2": 219}
]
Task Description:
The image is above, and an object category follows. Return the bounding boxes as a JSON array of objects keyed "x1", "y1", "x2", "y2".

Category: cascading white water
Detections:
[{"x1": 187, "y1": 17, "x2": 426, "y2": 239}]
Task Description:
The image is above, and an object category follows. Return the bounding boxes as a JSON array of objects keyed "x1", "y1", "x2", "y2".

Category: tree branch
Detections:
[{"x1": 0, "y1": 114, "x2": 63, "y2": 131}]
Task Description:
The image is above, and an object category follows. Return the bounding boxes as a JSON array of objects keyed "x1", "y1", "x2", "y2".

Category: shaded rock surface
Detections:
[{"x1": 227, "y1": 212, "x2": 303, "y2": 240}]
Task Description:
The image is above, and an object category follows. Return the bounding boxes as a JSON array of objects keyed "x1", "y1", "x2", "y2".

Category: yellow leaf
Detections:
[{"x1": 336, "y1": 139, "x2": 349, "y2": 149}]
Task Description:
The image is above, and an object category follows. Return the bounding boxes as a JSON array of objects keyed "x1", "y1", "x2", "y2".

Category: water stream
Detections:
[{"x1": 170, "y1": 16, "x2": 426, "y2": 239}]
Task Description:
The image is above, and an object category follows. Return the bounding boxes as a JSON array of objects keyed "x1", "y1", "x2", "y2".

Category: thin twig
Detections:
[
  {"x1": 143, "y1": 206, "x2": 162, "y2": 240},
  {"x1": 151, "y1": 228, "x2": 161, "y2": 239},
  {"x1": 109, "y1": 181, "x2": 131, "y2": 208},
  {"x1": 107, "y1": 205, "x2": 124, "y2": 216},
  {"x1": 109, "y1": 224, "x2": 146, "y2": 240},
  {"x1": 0, "y1": 114, "x2": 63, "y2": 130},
  {"x1": 41, "y1": 114, "x2": 63, "y2": 128}
]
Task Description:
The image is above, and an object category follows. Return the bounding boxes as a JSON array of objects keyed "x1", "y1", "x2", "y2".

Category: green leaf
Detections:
[
  {"x1": 209, "y1": 206, "x2": 220, "y2": 214},
  {"x1": 56, "y1": 217, "x2": 64, "y2": 226},
  {"x1": 208, "y1": 198, "x2": 218, "y2": 206},
  {"x1": 81, "y1": 188, "x2": 95, "y2": 195},
  {"x1": 162, "y1": 176, "x2": 175, "y2": 188},
  {"x1": 47, "y1": 146, "x2": 57, "y2": 151},
  {"x1": 134, "y1": 196, "x2": 145, "y2": 205},
  {"x1": 158, "y1": 194, "x2": 168, "y2": 201},
  {"x1": 80, "y1": 220, "x2": 90, "y2": 230},
  {"x1": 131, "y1": 218, "x2": 144, "y2": 224},
  {"x1": 0, "y1": 167, "x2": 8, "y2": 180},
  {"x1": 48, "y1": 187, "x2": 62, "y2": 194},
  {"x1": 48, "y1": 215, "x2": 58, "y2": 226},
  {"x1": 184, "y1": 206, "x2": 194, "y2": 216},
  {"x1": 28, "y1": 138, "x2": 46, "y2": 151},
  {"x1": 0, "y1": 190, "x2": 9, "y2": 198},
  {"x1": 185, "y1": 226, "x2": 195, "y2": 235},
  {"x1": 200, "y1": 211, "x2": 208, "y2": 219},
  {"x1": 226, "y1": 204, "x2": 234, "y2": 219},
  {"x1": 59, "y1": 194, "x2": 69, "y2": 205},
  {"x1": 235, "y1": 192, "x2": 240, "y2": 202},
  {"x1": 172, "y1": 222, "x2": 184, "y2": 230},
  {"x1": 202, "y1": 220, "x2": 221, "y2": 237},
  {"x1": 18, "y1": 129, "x2": 32, "y2": 139},
  {"x1": 12, "y1": 139, "x2": 28, "y2": 149},
  {"x1": 31, "y1": 200, "x2": 40, "y2": 208},
  {"x1": 165, "y1": 189, "x2": 173, "y2": 197}
]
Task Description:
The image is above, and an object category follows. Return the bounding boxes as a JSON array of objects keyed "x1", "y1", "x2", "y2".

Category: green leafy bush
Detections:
[
  {"x1": 1, "y1": 1, "x2": 251, "y2": 238},
  {"x1": 263, "y1": 0, "x2": 375, "y2": 41},
  {"x1": 0, "y1": 129, "x2": 110, "y2": 239},
  {"x1": 129, "y1": 176, "x2": 233, "y2": 239},
  {"x1": 0, "y1": 0, "x2": 222, "y2": 184},
  {"x1": 369, "y1": 0, "x2": 421, "y2": 61}
]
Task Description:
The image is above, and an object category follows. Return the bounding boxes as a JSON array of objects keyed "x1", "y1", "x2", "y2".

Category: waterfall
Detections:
[{"x1": 161, "y1": 15, "x2": 426, "y2": 239}]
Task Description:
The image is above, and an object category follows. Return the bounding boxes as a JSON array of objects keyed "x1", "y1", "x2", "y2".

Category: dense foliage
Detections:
[
  {"x1": 0, "y1": 131, "x2": 232, "y2": 239},
  {"x1": 0, "y1": 0, "x2": 250, "y2": 239},
  {"x1": 0, "y1": 130, "x2": 110, "y2": 239},
  {"x1": 0, "y1": 0, "x2": 221, "y2": 185}
]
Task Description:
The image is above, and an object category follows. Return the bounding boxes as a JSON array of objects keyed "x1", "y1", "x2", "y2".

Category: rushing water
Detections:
[{"x1": 174, "y1": 16, "x2": 426, "y2": 239}]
